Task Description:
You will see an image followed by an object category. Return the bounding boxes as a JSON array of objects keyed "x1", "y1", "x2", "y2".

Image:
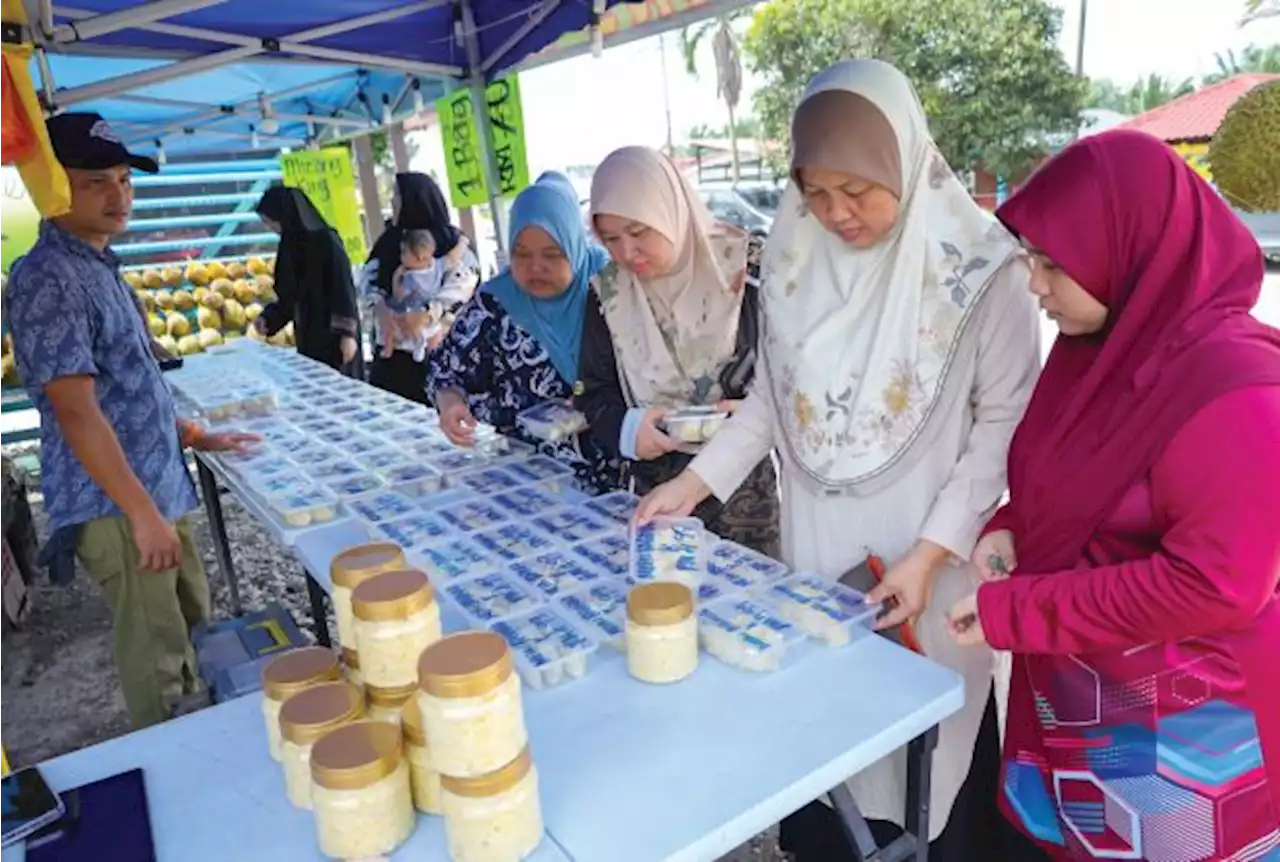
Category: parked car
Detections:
[
  {"x1": 1236, "y1": 210, "x2": 1280, "y2": 264},
  {"x1": 698, "y1": 187, "x2": 773, "y2": 234}
]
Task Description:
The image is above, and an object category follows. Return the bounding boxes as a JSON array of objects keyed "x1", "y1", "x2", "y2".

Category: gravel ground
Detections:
[{"x1": 1, "y1": 471, "x2": 784, "y2": 862}]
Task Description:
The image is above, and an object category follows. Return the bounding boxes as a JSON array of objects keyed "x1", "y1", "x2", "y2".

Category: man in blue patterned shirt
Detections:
[{"x1": 4, "y1": 114, "x2": 256, "y2": 728}]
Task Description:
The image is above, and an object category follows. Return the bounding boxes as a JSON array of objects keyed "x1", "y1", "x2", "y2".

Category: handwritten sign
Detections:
[
  {"x1": 437, "y1": 74, "x2": 529, "y2": 209},
  {"x1": 279, "y1": 148, "x2": 368, "y2": 262}
]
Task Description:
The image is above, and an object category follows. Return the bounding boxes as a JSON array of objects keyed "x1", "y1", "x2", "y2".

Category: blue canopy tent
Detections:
[{"x1": 12, "y1": 0, "x2": 636, "y2": 251}]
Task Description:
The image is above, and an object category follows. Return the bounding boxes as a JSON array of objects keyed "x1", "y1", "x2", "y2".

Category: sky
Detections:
[{"x1": 416, "y1": 0, "x2": 1280, "y2": 178}]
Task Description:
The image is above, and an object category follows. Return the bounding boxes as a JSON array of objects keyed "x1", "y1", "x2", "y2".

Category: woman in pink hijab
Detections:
[{"x1": 949, "y1": 129, "x2": 1280, "y2": 859}]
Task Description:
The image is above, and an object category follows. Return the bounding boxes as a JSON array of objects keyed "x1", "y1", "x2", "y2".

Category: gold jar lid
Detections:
[
  {"x1": 366, "y1": 681, "x2": 418, "y2": 709},
  {"x1": 627, "y1": 582, "x2": 694, "y2": 626},
  {"x1": 418, "y1": 631, "x2": 513, "y2": 699},
  {"x1": 400, "y1": 697, "x2": 427, "y2": 747},
  {"x1": 310, "y1": 720, "x2": 402, "y2": 791},
  {"x1": 261, "y1": 646, "x2": 341, "y2": 702},
  {"x1": 351, "y1": 569, "x2": 435, "y2": 622},
  {"x1": 331, "y1": 542, "x2": 405, "y2": 590},
  {"x1": 441, "y1": 746, "x2": 532, "y2": 799},
  {"x1": 342, "y1": 646, "x2": 360, "y2": 670},
  {"x1": 279, "y1": 681, "x2": 364, "y2": 746}
]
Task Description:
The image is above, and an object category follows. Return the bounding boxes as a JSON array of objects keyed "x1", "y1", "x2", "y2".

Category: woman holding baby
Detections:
[
  {"x1": 362, "y1": 172, "x2": 480, "y2": 402},
  {"x1": 427, "y1": 174, "x2": 623, "y2": 494}
]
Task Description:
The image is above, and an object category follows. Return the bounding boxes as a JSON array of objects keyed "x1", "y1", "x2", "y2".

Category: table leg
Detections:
[
  {"x1": 306, "y1": 573, "x2": 332, "y2": 648},
  {"x1": 828, "y1": 723, "x2": 940, "y2": 862},
  {"x1": 196, "y1": 459, "x2": 243, "y2": 617}
]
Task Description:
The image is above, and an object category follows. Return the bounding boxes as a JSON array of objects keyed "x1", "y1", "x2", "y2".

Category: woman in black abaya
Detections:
[
  {"x1": 254, "y1": 186, "x2": 363, "y2": 377},
  {"x1": 361, "y1": 172, "x2": 480, "y2": 402}
]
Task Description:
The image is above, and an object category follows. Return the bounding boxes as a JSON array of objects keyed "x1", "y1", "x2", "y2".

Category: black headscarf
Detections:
[
  {"x1": 364, "y1": 172, "x2": 462, "y2": 298},
  {"x1": 255, "y1": 186, "x2": 363, "y2": 376}
]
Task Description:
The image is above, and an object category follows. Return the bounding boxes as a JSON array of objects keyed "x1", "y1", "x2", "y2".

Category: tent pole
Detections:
[
  {"x1": 48, "y1": 0, "x2": 230, "y2": 44},
  {"x1": 389, "y1": 123, "x2": 411, "y2": 172},
  {"x1": 460, "y1": 0, "x2": 508, "y2": 264},
  {"x1": 353, "y1": 136, "x2": 383, "y2": 252}
]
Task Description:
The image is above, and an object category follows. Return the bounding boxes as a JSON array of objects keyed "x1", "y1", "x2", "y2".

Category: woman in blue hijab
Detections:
[{"x1": 426, "y1": 176, "x2": 622, "y2": 493}]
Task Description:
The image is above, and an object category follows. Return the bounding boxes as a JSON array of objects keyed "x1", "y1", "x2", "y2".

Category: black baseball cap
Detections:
[{"x1": 46, "y1": 112, "x2": 159, "y2": 174}]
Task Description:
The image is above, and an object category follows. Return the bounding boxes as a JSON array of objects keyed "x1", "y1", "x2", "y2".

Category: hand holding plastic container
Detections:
[
  {"x1": 660, "y1": 405, "x2": 728, "y2": 444},
  {"x1": 517, "y1": 400, "x2": 588, "y2": 442},
  {"x1": 630, "y1": 516, "x2": 707, "y2": 592}
]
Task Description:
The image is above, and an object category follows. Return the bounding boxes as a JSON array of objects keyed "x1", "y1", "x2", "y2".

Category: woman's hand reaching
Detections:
[
  {"x1": 634, "y1": 407, "x2": 679, "y2": 461},
  {"x1": 436, "y1": 389, "x2": 477, "y2": 447},
  {"x1": 635, "y1": 470, "x2": 712, "y2": 523},
  {"x1": 971, "y1": 529, "x2": 1016, "y2": 582}
]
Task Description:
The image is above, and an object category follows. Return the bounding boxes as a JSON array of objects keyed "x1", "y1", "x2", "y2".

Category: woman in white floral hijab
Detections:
[{"x1": 638, "y1": 60, "x2": 1043, "y2": 860}]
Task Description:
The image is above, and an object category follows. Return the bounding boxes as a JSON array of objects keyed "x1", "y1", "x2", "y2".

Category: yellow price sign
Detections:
[
  {"x1": 436, "y1": 74, "x2": 530, "y2": 209},
  {"x1": 280, "y1": 148, "x2": 368, "y2": 263}
]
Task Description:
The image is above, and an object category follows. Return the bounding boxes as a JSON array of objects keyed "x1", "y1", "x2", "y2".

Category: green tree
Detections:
[
  {"x1": 1203, "y1": 44, "x2": 1280, "y2": 83},
  {"x1": 680, "y1": 11, "x2": 751, "y2": 182},
  {"x1": 1242, "y1": 0, "x2": 1280, "y2": 24},
  {"x1": 1088, "y1": 74, "x2": 1196, "y2": 114},
  {"x1": 742, "y1": 0, "x2": 1085, "y2": 179}
]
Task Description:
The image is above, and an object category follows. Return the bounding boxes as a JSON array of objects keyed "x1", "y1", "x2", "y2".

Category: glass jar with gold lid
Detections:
[
  {"x1": 417, "y1": 631, "x2": 527, "y2": 778},
  {"x1": 260, "y1": 646, "x2": 341, "y2": 761},
  {"x1": 401, "y1": 697, "x2": 442, "y2": 814},
  {"x1": 626, "y1": 582, "x2": 698, "y2": 684},
  {"x1": 341, "y1": 646, "x2": 364, "y2": 691},
  {"x1": 310, "y1": 720, "x2": 415, "y2": 859},
  {"x1": 330, "y1": 542, "x2": 406, "y2": 652},
  {"x1": 366, "y1": 681, "x2": 417, "y2": 725},
  {"x1": 352, "y1": 569, "x2": 442, "y2": 688},
  {"x1": 278, "y1": 681, "x2": 364, "y2": 809},
  {"x1": 441, "y1": 746, "x2": 543, "y2": 862}
]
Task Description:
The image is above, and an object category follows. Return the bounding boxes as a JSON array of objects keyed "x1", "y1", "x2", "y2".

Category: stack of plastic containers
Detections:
[{"x1": 416, "y1": 632, "x2": 544, "y2": 862}]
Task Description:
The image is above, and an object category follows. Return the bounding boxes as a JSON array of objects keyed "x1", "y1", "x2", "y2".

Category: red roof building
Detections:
[{"x1": 1118, "y1": 73, "x2": 1280, "y2": 143}]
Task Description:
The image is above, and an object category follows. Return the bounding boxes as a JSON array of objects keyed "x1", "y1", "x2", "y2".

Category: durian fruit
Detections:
[
  {"x1": 198, "y1": 328, "x2": 224, "y2": 349},
  {"x1": 1209, "y1": 82, "x2": 1280, "y2": 213},
  {"x1": 176, "y1": 334, "x2": 203, "y2": 355},
  {"x1": 226, "y1": 260, "x2": 247, "y2": 279},
  {"x1": 196, "y1": 307, "x2": 222, "y2": 331},
  {"x1": 211, "y1": 278, "x2": 236, "y2": 299},
  {"x1": 244, "y1": 302, "x2": 263, "y2": 324},
  {"x1": 248, "y1": 324, "x2": 266, "y2": 343},
  {"x1": 135, "y1": 290, "x2": 154, "y2": 312},
  {"x1": 147, "y1": 313, "x2": 166, "y2": 337},
  {"x1": 155, "y1": 334, "x2": 178, "y2": 354},
  {"x1": 186, "y1": 261, "x2": 210, "y2": 286},
  {"x1": 142, "y1": 268, "x2": 164, "y2": 289},
  {"x1": 246, "y1": 256, "x2": 269, "y2": 276},
  {"x1": 166, "y1": 312, "x2": 191, "y2": 338},
  {"x1": 123, "y1": 271, "x2": 144, "y2": 290},
  {"x1": 268, "y1": 321, "x2": 293, "y2": 346},
  {"x1": 233, "y1": 279, "x2": 257, "y2": 304},
  {"x1": 266, "y1": 256, "x2": 276, "y2": 274},
  {"x1": 205, "y1": 260, "x2": 227, "y2": 280},
  {"x1": 161, "y1": 266, "x2": 183, "y2": 287},
  {"x1": 154, "y1": 291, "x2": 175, "y2": 311},
  {"x1": 200, "y1": 290, "x2": 225, "y2": 311},
  {"x1": 172, "y1": 289, "x2": 195, "y2": 311},
  {"x1": 2, "y1": 353, "x2": 19, "y2": 386},
  {"x1": 192, "y1": 287, "x2": 209, "y2": 304},
  {"x1": 222, "y1": 298, "x2": 246, "y2": 330}
]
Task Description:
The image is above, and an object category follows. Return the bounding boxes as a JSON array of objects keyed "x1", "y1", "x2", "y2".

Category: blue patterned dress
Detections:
[{"x1": 426, "y1": 292, "x2": 622, "y2": 495}]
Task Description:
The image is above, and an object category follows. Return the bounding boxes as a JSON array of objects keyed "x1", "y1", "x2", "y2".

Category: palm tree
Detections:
[
  {"x1": 680, "y1": 11, "x2": 749, "y2": 183},
  {"x1": 1127, "y1": 74, "x2": 1197, "y2": 113},
  {"x1": 1242, "y1": 0, "x2": 1280, "y2": 24},
  {"x1": 1204, "y1": 44, "x2": 1280, "y2": 84}
]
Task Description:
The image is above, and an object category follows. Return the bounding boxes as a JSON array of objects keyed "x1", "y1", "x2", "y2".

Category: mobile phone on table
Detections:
[
  {"x1": 1, "y1": 767, "x2": 64, "y2": 848},
  {"x1": 26, "y1": 768, "x2": 155, "y2": 862}
]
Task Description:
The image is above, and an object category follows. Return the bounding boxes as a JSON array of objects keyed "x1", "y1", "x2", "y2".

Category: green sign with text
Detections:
[{"x1": 437, "y1": 74, "x2": 529, "y2": 209}]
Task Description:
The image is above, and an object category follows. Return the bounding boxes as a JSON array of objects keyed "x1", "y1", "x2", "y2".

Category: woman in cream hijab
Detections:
[
  {"x1": 577, "y1": 145, "x2": 779, "y2": 556},
  {"x1": 639, "y1": 60, "x2": 1042, "y2": 859}
]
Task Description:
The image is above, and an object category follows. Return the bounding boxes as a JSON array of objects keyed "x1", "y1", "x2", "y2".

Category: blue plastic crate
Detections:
[{"x1": 192, "y1": 603, "x2": 311, "y2": 703}]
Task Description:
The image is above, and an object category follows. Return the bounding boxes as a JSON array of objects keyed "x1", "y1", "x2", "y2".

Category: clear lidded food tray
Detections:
[
  {"x1": 570, "y1": 533, "x2": 630, "y2": 578},
  {"x1": 381, "y1": 425, "x2": 428, "y2": 448},
  {"x1": 355, "y1": 448, "x2": 407, "y2": 472},
  {"x1": 324, "y1": 473, "x2": 385, "y2": 498},
  {"x1": 347, "y1": 490, "x2": 420, "y2": 525},
  {"x1": 583, "y1": 491, "x2": 641, "y2": 525},
  {"x1": 629, "y1": 516, "x2": 707, "y2": 591},
  {"x1": 419, "y1": 535, "x2": 505, "y2": 582},
  {"x1": 516, "y1": 401, "x2": 588, "y2": 442},
  {"x1": 509, "y1": 550, "x2": 608, "y2": 599},
  {"x1": 429, "y1": 449, "x2": 493, "y2": 475},
  {"x1": 698, "y1": 594, "x2": 806, "y2": 672},
  {"x1": 408, "y1": 437, "x2": 454, "y2": 459},
  {"x1": 343, "y1": 435, "x2": 387, "y2": 457},
  {"x1": 381, "y1": 399, "x2": 429, "y2": 419},
  {"x1": 529, "y1": 505, "x2": 619, "y2": 545},
  {"x1": 374, "y1": 512, "x2": 453, "y2": 551},
  {"x1": 294, "y1": 416, "x2": 344, "y2": 436},
  {"x1": 267, "y1": 485, "x2": 341, "y2": 529},
  {"x1": 488, "y1": 486, "x2": 562, "y2": 520},
  {"x1": 307, "y1": 458, "x2": 364, "y2": 481},
  {"x1": 347, "y1": 408, "x2": 385, "y2": 425},
  {"x1": 763, "y1": 573, "x2": 880, "y2": 647},
  {"x1": 288, "y1": 446, "x2": 342, "y2": 468},
  {"x1": 660, "y1": 405, "x2": 728, "y2": 444},
  {"x1": 442, "y1": 570, "x2": 545, "y2": 628},
  {"x1": 505, "y1": 455, "x2": 577, "y2": 491},
  {"x1": 248, "y1": 472, "x2": 312, "y2": 499},
  {"x1": 453, "y1": 465, "x2": 526, "y2": 497},
  {"x1": 488, "y1": 437, "x2": 536, "y2": 462},
  {"x1": 361, "y1": 416, "x2": 402, "y2": 436},
  {"x1": 490, "y1": 606, "x2": 599, "y2": 690},
  {"x1": 470, "y1": 521, "x2": 561, "y2": 563},
  {"x1": 706, "y1": 540, "x2": 791, "y2": 592},
  {"x1": 380, "y1": 462, "x2": 444, "y2": 496},
  {"x1": 436, "y1": 497, "x2": 511, "y2": 533},
  {"x1": 317, "y1": 425, "x2": 363, "y2": 447},
  {"x1": 257, "y1": 422, "x2": 303, "y2": 444},
  {"x1": 554, "y1": 581, "x2": 629, "y2": 651}
]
